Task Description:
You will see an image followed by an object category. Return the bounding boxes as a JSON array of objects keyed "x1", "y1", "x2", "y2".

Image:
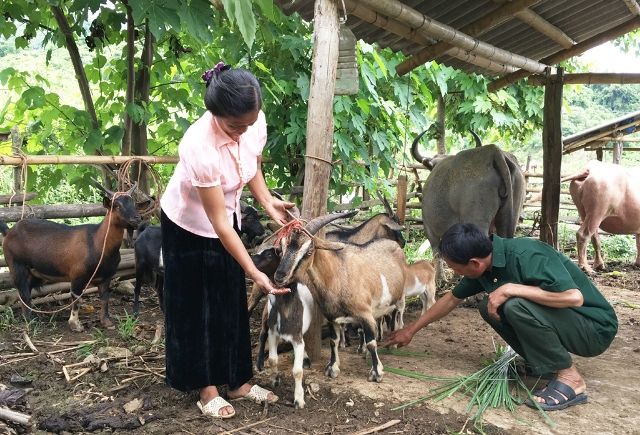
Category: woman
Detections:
[{"x1": 160, "y1": 62, "x2": 293, "y2": 419}]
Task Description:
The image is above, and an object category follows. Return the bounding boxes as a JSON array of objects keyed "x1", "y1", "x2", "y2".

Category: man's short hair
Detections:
[{"x1": 438, "y1": 223, "x2": 492, "y2": 264}]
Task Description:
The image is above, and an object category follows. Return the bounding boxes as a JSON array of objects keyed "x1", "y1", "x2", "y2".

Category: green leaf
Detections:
[
  {"x1": 22, "y1": 87, "x2": 46, "y2": 109},
  {"x1": 84, "y1": 129, "x2": 105, "y2": 154},
  {"x1": 233, "y1": 0, "x2": 256, "y2": 49},
  {"x1": 0, "y1": 68, "x2": 16, "y2": 85},
  {"x1": 254, "y1": 0, "x2": 276, "y2": 21}
]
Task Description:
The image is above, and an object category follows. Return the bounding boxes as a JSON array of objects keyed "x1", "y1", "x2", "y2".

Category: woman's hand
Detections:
[
  {"x1": 264, "y1": 197, "x2": 296, "y2": 225},
  {"x1": 250, "y1": 270, "x2": 290, "y2": 295}
]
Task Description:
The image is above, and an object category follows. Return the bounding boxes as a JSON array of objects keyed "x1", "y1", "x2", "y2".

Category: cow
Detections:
[
  {"x1": 411, "y1": 130, "x2": 526, "y2": 279},
  {"x1": 563, "y1": 160, "x2": 640, "y2": 274}
]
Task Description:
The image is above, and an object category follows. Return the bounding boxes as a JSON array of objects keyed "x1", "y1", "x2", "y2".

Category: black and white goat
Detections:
[{"x1": 0, "y1": 183, "x2": 141, "y2": 331}]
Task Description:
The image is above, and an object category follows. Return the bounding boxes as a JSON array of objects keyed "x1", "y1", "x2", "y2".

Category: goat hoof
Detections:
[
  {"x1": 272, "y1": 374, "x2": 282, "y2": 387},
  {"x1": 101, "y1": 317, "x2": 115, "y2": 330},
  {"x1": 368, "y1": 371, "x2": 384, "y2": 383},
  {"x1": 294, "y1": 399, "x2": 305, "y2": 409},
  {"x1": 303, "y1": 357, "x2": 311, "y2": 369},
  {"x1": 69, "y1": 322, "x2": 84, "y2": 333},
  {"x1": 324, "y1": 365, "x2": 340, "y2": 378}
]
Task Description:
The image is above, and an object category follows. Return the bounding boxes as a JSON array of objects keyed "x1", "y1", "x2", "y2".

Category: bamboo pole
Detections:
[
  {"x1": 527, "y1": 73, "x2": 640, "y2": 86},
  {"x1": 0, "y1": 154, "x2": 178, "y2": 166},
  {"x1": 396, "y1": 175, "x2": 408, "y2": 226},
  {"x1": 507, "y1": 5, "x2": 575, "y2": 48},
  {"x1": 342, "y1": 0, "x2": 518, "y2": 74},
  {"x1": 488, "y1": 16, "x2": 640, "y2": 92},
  {"x1": 352, "y1": 0, "x2": 548, "y2": 74},
  {"x1": 395, "y1": 0, "x2": 541, "y2": 76},
  {"x1": 622, "y1": 0, "x2": 640, "y2": 15}
]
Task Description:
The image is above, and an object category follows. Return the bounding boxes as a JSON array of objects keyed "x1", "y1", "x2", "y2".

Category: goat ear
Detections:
[
  {"x1": 314, "y1": 239, "x2": 346, "y2": 251},
  {"x1": 383, "y1": 221, "x2": 404, "y2": 231}
]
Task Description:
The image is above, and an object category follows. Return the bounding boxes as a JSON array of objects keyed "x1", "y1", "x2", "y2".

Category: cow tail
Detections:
[
  {"x1": 493, "y1": 151, "x2": 513, "y2": 200},
  {"x1": 561, "y1": 168, "x2": 590, "y2": 183}
]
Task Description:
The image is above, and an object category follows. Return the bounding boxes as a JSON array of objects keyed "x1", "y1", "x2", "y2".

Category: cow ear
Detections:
[{"x1": 315, "y1": 239, "x2": 345, "y2": 251}]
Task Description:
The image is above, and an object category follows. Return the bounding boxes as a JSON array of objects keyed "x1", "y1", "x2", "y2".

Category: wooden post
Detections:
[
  {"x1": 396, "y1": 174, "x2": 408, "y2": 225},
  {"x1": 10, "y1": 126, "x2": 23, "y2": 193},
  {"x1": 540, "y1": 67, "x2": 563, "y2": 248},
  {"x1": 613, "y1": 141, "x2": 623, "y2": 164},
  {"x1": 596, "y1": 147, "x2": 603, "y2": 161},
  {"x1": 301, "y1": 0, "x2": 340, "y2": 362}
]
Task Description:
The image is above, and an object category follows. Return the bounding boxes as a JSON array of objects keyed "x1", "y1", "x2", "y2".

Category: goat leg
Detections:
[
  {"x1": 362, "y1": 318, "x2": 384, "y2": 383},
  {"x1": 68, "y1": 286, "x2": 84, "y2": 333},
  {"x1": 324, "y1": 321, "x2": 341, "y2": 378},
  {"x1": 292, "y1": 339, "x2": 306, "y2": 409},
  {"x1": 255, "y1": 318, "x2": 269, "y2": 372},
  {"x1": 266, "y1": 330, "x2": 281, "y2": 386},
  {"x1": 98, "y1": 281, "x2": 115, "y2": 329}
]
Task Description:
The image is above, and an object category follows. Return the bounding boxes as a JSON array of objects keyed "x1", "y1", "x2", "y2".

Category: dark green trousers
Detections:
[{"x1": 478, "y1": 297, "x2": 612, "y2": 375}]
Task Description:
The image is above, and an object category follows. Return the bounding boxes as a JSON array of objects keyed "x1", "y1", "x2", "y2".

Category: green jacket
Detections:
[{"x1": 452, "y1": 235, "x2": 618, "y2": 340}]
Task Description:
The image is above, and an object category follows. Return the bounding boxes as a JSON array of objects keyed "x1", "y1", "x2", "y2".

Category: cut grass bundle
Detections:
[{"x1": 389, "y1": 342, "x2": 554, "y2": 432}]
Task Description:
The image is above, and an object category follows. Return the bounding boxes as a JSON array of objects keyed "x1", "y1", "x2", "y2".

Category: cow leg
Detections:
[
  {"x1": 292, "y1": 338, "x2": 306, "y2": 409},
  {"x1": 324, "y1": 321, "x2": 341, "y2": 378},
  {"x1": 635, "y1": 234, "x2": 640, "y2": 268},
  {"x1": 591, "y1": 232, "x2": 605, "y2": 271},
  {"x1": 576, "y1": 223, "x2": 596, "y2": 275}
]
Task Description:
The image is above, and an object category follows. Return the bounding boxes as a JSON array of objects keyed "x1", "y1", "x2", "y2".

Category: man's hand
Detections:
[
  {"x1": 383, "y1": 326, "x2": 415, "y2": 348},
  {"x1": 250, "y1": 270, "x2": 290, "y2": 295},
  {"x1": 487, "y1": 284, "x2": 513, "y2": 320}
]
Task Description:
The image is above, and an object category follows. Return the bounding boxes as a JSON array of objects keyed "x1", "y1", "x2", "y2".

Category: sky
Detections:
[{"x1": 578, "y1": 41, "x2": 640, "y2": 72}]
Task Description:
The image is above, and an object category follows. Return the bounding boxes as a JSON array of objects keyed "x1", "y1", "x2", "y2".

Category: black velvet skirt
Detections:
[{"x1": 160, "y1": 211, "x2": 253, "y2": 392}]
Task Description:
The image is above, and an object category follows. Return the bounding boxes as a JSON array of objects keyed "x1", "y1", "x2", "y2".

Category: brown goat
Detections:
[{"x1": 0, "y1": 183, "x2": 141, "y2": 331}]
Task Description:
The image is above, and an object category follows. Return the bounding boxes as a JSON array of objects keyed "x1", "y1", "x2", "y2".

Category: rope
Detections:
[
  {"x1": 117, "y1": 158, "x2": 163, "y2": 218},
  {"x1": 304, "y1": 154, "x2": 335, "y2": 167}
]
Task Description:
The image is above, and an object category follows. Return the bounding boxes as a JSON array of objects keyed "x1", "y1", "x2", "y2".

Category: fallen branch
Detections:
[
  {"x1": 350, "y1": 419, "x2": 401, "y2": 435},
  {"x1": 0, "y1": 406, "x2": 31, "y2": 426},
  {"x1": 22, "y1": 332, "x2": 38, "y2": 354},
  {"x1": 219, "y1": 417, "x2": 275, "y2": 435}
]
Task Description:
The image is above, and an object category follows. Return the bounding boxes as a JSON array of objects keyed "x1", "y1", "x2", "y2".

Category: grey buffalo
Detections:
[{"x1": 411, "y1": 131, "x2": 526, "y2": 264}]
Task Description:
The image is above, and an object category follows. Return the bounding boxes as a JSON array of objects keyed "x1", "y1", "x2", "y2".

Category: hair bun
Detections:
[{"x1": 202, "y1": 61, "x2": 232, "y2": 86}]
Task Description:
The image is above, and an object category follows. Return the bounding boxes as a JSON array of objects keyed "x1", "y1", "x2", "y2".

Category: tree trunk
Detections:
[
  {"x1": 131, "y1": 22, "x2": 154, "y2": 195},
  {"x1": 436, "y1": 93, "x2": 446, "y2": 154},
  {"x1": 121, "y1": 0, "x2": 136, "y2": 157}
]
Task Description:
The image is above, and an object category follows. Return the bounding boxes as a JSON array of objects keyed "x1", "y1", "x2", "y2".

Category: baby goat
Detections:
[{"x1": 0, "y1": 183, "x2": 141, "y2": 331}]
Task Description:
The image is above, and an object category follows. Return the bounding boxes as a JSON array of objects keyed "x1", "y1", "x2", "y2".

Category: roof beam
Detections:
[
  {"x1": 511, "y1": 8, "x2": 576, "y2": 49},
  {"x1": 352, "y1": 0, "x2": 548, "y2": 74},
  {"x1": 488, "y1": 16, "x2": 640, "y2": 92},
  {"x1": 395, "y1": 0, "x2": 541, "y2": 76},
  {"x1": 622, "y1": 0, "x2": 640, "y2": 15},
  {"x1": 527, "y1": 72, "x2": 640, "y2": 85},
  {"x1": 344, "y1": 0, "x2": 517, "y2": 74}
]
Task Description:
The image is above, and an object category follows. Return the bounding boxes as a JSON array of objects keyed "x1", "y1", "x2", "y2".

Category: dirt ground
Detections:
[{"x1": 0, "y1": 260, "x2": 639, "y2": 435}]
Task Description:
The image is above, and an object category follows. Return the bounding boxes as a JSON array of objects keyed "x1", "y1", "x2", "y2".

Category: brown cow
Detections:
[{"x1": 563, "y1": 160, "x2": 640, "y2": 274}]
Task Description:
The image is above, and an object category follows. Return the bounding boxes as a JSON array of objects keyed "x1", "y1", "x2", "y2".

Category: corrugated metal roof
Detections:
[
  {"x1": 563, "y1": 110, "x2": 640, "y2": 153},
  {"x1": 275, "y1": 0, "x2": 640, "y2": 78}
]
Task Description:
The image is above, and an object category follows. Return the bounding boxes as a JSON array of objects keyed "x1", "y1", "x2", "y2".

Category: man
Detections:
[{"x1": 385, "y1": 223, "x2": 617, "y2": 411}]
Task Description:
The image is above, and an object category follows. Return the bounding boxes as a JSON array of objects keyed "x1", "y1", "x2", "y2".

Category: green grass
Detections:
[
  {"x1": 0, "y1": 306, "x2": 17, "y2": 328},
  {"x1": 117, "y1": 311, "x2": 139, "y2": 341}
]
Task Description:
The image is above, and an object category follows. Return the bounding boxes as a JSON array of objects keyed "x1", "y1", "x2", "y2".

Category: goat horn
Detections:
[
  {"x1": 305, "y1": 210, "x2": 358, "y2": 235},
  {"x1": 90, "y1": 179, "x2": 115, "y2": 199},
  {"x1": 126, "y1": 182, "x2": 138, "y2": 195}
]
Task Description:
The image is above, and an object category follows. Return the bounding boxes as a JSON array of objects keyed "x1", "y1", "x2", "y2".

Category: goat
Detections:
[
  {"x1": 268, "y1": 212, "x2": 407, "y2": 408},
  {"x1": 0, "y1": 183, "x2": 141, "y2": 332},
  {"x1": 133, "y1": 221, "x2": 163, "y2": 315}
]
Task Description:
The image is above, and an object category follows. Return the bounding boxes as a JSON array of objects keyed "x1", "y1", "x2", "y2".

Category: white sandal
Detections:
[
  {"x1": 196, "y1": 396, "x2": 236, "y2": 419},
  {"x1": 230, "y1": 385, "x2": 278, "y2": 404}
]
